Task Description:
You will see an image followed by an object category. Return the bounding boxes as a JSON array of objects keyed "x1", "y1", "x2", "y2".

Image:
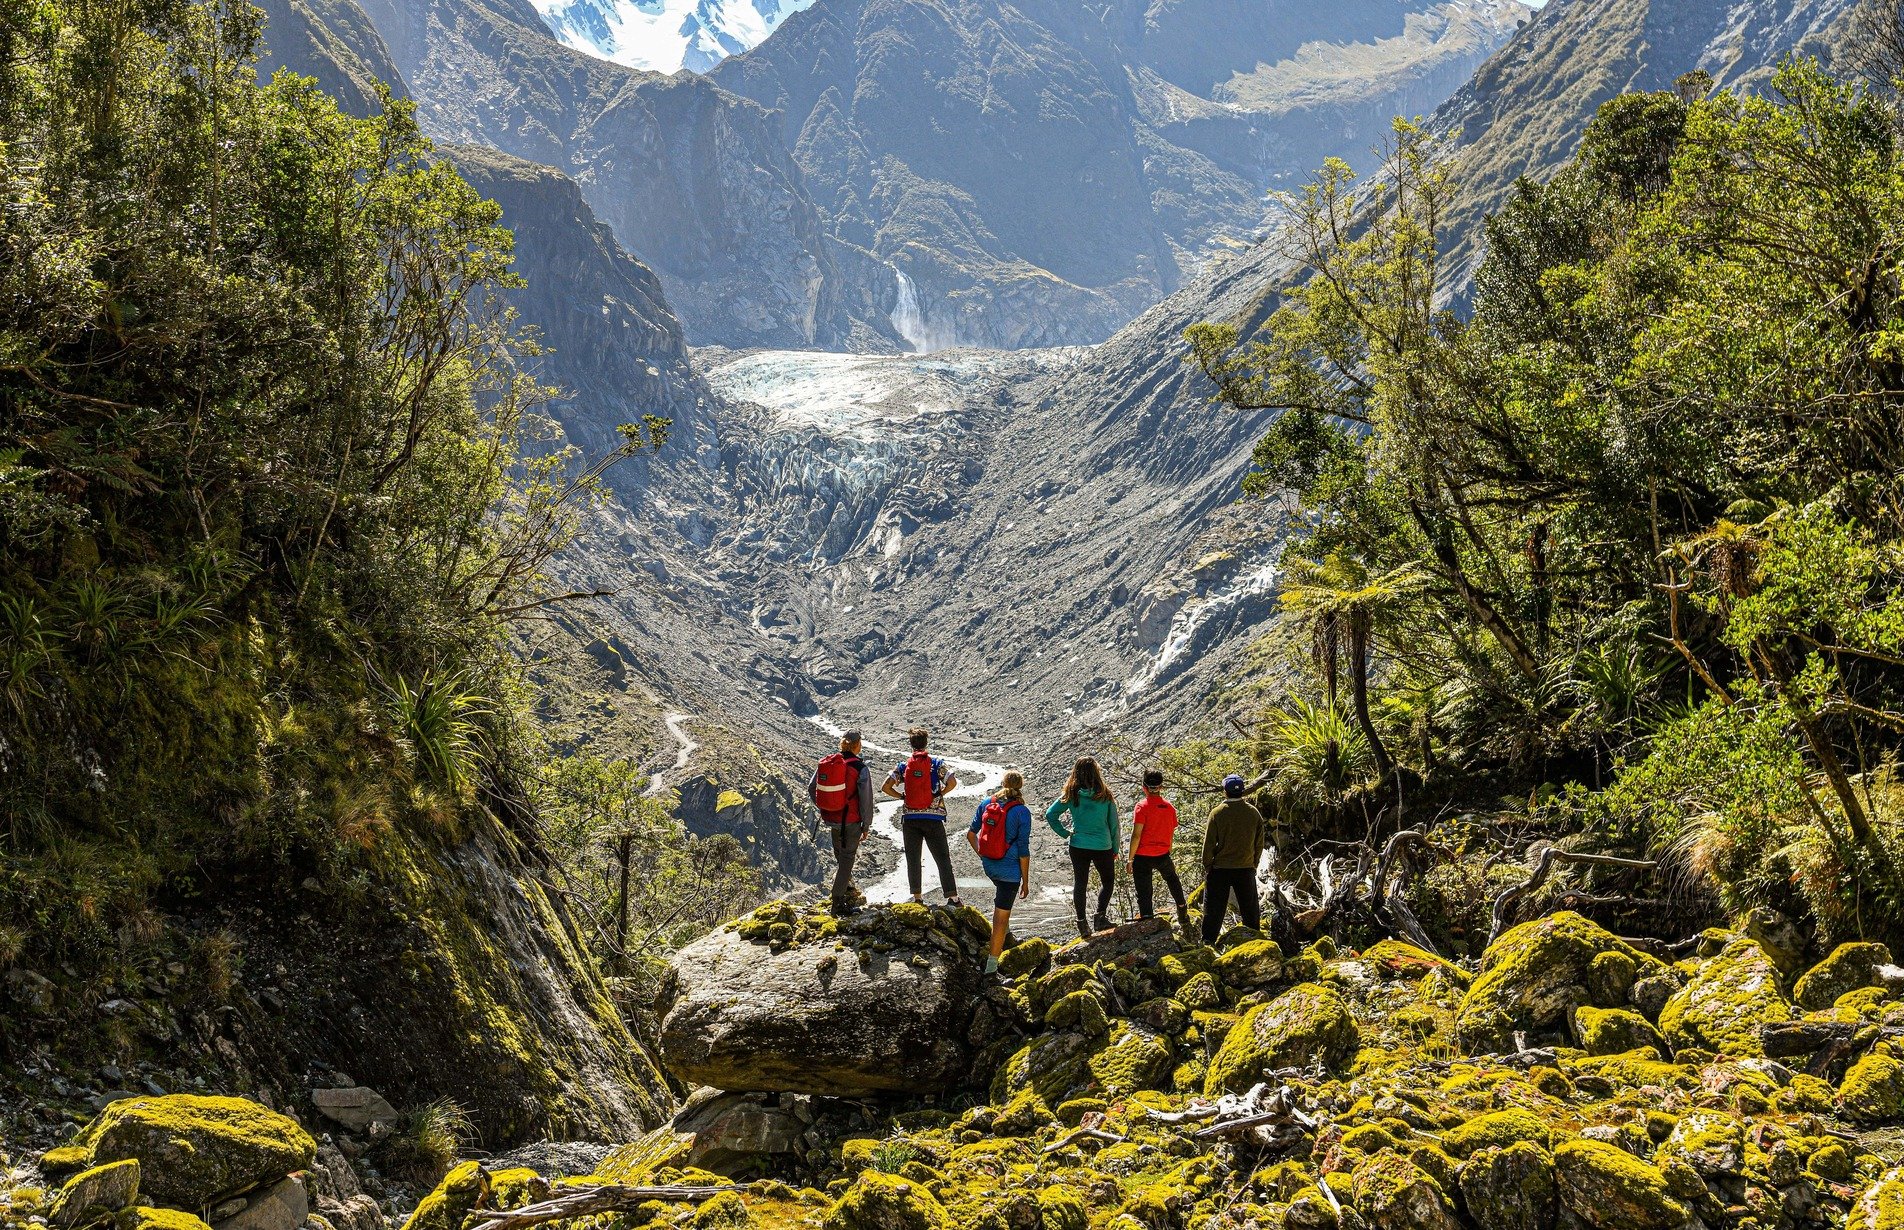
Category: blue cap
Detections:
[{"x1": 1223, "y1": 774, "x2": 1246, "y2": 796}]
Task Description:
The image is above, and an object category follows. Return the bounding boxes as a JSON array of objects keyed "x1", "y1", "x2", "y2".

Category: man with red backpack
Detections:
[
  {"x1": 881, "y1": 727, "x2": 963, "y2": 906},
  {"x1": 966, "y1": 770, "x2": 1032, "y2": 977},
  {"x1": 808, "y1": 729, "x2": 876, "y2": 915}
]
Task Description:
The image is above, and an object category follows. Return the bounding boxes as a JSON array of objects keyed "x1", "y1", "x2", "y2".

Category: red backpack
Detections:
[
  {"x1": 976, "y1": 796, "x2": 1014, "y2": 859},
  {"x1": 902, "y1": 750, "x2": 940, "y2": 810},
  {"x1": 813, "y1": 753, "x2": 860, "y2": 824}
]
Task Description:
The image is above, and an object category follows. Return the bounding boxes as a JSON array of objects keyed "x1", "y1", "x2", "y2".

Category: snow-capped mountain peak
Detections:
[{"x1": 533, "y1": 0, "x2": 812, "y2": 73}]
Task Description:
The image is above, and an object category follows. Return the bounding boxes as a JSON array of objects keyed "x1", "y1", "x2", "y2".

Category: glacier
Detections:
[{"x1": 532, "y1": 0, "x2": 814, "y2": 73}]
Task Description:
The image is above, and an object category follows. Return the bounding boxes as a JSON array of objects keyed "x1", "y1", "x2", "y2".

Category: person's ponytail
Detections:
[{"x1": 999, "y1": 770, "x2": 1025, "y2": 802}]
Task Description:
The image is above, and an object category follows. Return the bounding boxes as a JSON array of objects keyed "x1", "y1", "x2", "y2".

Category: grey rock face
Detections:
[
  {"x1": 211, "y1": 1176, "x2": 309, "y2": 1230},
  {"x1": 351, "y1": 0, "x2": 870, "y2": 349},
  {"x1": 309, "y1": 1087, "x2": 400, "y2": 1132},
  {"x1": 659, "y1": 904, "x2": 1015, "y2": 1095},
  {"x1": 254, "y1": 0, "x2": 410, "y2": 117}
]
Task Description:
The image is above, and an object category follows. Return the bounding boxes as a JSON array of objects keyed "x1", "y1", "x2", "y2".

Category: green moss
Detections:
[
  {"x1": 1841, "y1": 1053, "x2": 1904, "y2": 1125},
  {"x1": 1031, "y1": 965, "x2": 1096, "y2": 1019},
  {"x1": 1036, "y1": 1184, "x2": 1088, "y2": 1230},
  {"x1": 1846, "y1": 1167, "x2": 1904, "y2": 1230},
  {"x1": 998, "y1": 938, "x2": 1050, "y2": 980},
  {"x1": 49, "y1": 1160, "x2": 140, "y2": 1228},
  {"x1": 1588, "y1": 952, "x2": 1638, "y2": 1007},
  {"x1": 53, "y1": 1095, "x2": 315, "y2": 1210},
  {"x1": 992, "y1": 1032, "x2": 1094, "y2": 1105},
  {"x1": 1458, "y1": 1142, "x2": 1556, "y2": 1230},
  {"x1": 1834, "y1": 987, "x2": 1890, "y2": 1022},
  {"x1": 41, "y1": 1148, "x2": 90, "y2": 1181},
  {"x1": 1285, "y1": 1185, "x2": 1339, "y2": 1230},
  {"x1": 1552, "y1": 1139, "x2": 1687, "y2": 1230},
  {"x1": 1205, "y1": 983, "x2": 1359, "y2": 1094},
  {"x1": 991, "y1": 1090, "x2": 1055, "y2": 1138},
  {"x1": 1215, "y1": 940, "x2": 1283, "y2": 988},
  {"x1": 823, "y1": 1172, "x2": 949, "y2": 1230},
  {"x1": 1657, "y1": 1111, "x2": 1742, "y2": 1178},
  {"x1": 1656, "y1": 938, "x2": 1791, "y2": 1057},
  {"x1": 889, "y1": 902, "x2": 933, "y2": 928},
  {"x1": 1572, "y1": 1006, "x2": 1667, "y2": 1057},
  {"x1": 1807, "y1": 1142, "x2": 1852, "y2": 1181},
  {"x1": 1570, "y1": 1051, "x2": 1699, "y2": 1092},
  {"x1": 1439, "y1": 1109, "x2": 1552, "y2": 1158},
  {"x1": 693, "y1": 1191, "x2": 750, "y2": 1228},
  {"x1": 1456, "y1": 913, "x2": 1664, "y2": 1052},
  {"x1": 1086, "y1": 1022, "x2": 1174, "y2": 1096},
  {"x1": 1177, "y1": 972, "x2": 1222, "y2": 1011},
  {"x1": 1794, "y1": 942, "x2": 1892, "y2": 1010},
  {"x1": 1352, "y1": 1151, "x2": 1457, "y2": 1230},
  {"x1": 400, "y1": 1162, "x2": 490, "y2": 1230},
  {"x1": 118, "y1": 1209, "x2": 212, "y2": 1230},
  {"x1": 486, "y1": 1168, "x2": 548, "y2": 1211},
  {"x1": 1054, "y1": 1098, "x2": 1106, "y2": 1127},
  {"x1": 1045, "y1": 988, "x2": 1109, "y2": 1036},
  {"x1": 1159, "y1": 947, "x2": 1216, "y2": 986}
]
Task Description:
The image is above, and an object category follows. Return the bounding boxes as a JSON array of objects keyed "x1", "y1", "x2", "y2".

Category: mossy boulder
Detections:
[
  {"x1": 46, "y1": 1096, "x2": 315, "y2": 1210},
  {"x1": 1459, "y1": 1142, "x2": 1556, "y2": 1230},
  {"x1": 1656, "y1": 1111, "x2": 1743, "y2": 1177},
  {"x1": 1794, "y1": 942, "x2": 1893, "y2": 1010},
  {"x1": 49, "y1": 1160, "x2": 139, "y2": 1230},
  {"x1": 992, "y1": 1031, "x2": 1094, "y2": 1105},
  {"x1": 1030, "y1": 966, "x2": 1095, "y2": 1020},
  {"x1": 1363, "y1": 941, "x2": 1470, "y2": 986},
  {"x1": 120, "y1": 1210, "x2": 212, "y2": 1230},
  {"x1": 1457, "y1": 913, "x2": 1664, "y2": 1052},
  {"x1": 1351, "y1": 1151, "x2": 1457, "y2": 1230},
  {"x1": 1439, "y1": 1109, "x2": 1552, "y2": 1159},
  {"x1": 1571, "y1": 1007, "x2": 1667, "y2": 1057},
  {"x1": 1588, "y1": 952, "x2": 1638, "y2": 1007},
  {"x1": 822, "y1": 1172, "x2": 949, "y2": 1230},
  {"x1": 1847, "y1": 1167, "x2": 1904, "y2": 1230},
  {"x1": 399, "y1": 1162, "x2": 491, "y2": 1230},
  {"x1": 990, "y1": 1090, "x2": 1054, "y2": 1137},
  {"x1": 1840, "y1": 1053, "x2": 1904, "y2": 1125},
  {"x1": 1178, "y1": 972, "x2": 1222, "y2": 1011},
  {"x1": 997, "y1": 938, "x2": 1051, "y2": 981},
  {"x1": 1657, "y1": 938, "x2": 1791, "y2": 1057},
  {"x1": 1087, "y1": 1023, "x2": 1174, "y2": 1096},
  {"x1": 1215, "y1": 940, "x2": 1283, "y2": 989},
  {"x1": 1205, "y1": 983, "x2": 1359, "y2": 1094},
  {"x1": 1036, "y1": 1185, "x2": 1087, "y2": 1230},
  {"x1": 693, "y1": 1190, "x2": 751, "y2": 1228},
  {"x1": 1552, "y1": 1139, "x2": 1688, "y2": 1230}
]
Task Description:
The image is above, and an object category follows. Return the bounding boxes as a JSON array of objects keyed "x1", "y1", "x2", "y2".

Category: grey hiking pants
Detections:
[{"x1": 829, "y1": 821, "x2": 865, "y2": 904}]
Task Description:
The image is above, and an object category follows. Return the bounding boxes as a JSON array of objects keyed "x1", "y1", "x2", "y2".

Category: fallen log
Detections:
[
  {"x1": 465, "y1": 1183, "x2": 743, "y2": 1230},
  {"x1": 1487, "y1": 847, "x2": 1659, "y2": 942}
]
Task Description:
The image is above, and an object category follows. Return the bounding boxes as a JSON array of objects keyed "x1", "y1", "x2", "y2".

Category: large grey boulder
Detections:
[{"x1": 660, "y1": 902, "x2": 1014, "y2": 1097}]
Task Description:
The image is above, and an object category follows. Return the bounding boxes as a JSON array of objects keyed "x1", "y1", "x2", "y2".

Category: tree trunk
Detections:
[{"x1": 1349, "y1": 611, "x2": 1393, "y2": 783}]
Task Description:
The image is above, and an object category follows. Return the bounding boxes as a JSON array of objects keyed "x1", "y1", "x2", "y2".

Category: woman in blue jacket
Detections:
[
  {"x1": 1045, "y1": 757, "x2": 1120, "y2": 939},
  {"x1": 966, "y1": 770, "x2": 1033, "y2": 976}
]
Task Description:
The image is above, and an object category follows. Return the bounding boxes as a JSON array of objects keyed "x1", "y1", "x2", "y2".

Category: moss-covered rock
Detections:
[
  {"x1": 1030, "y1": 966, "x2": 1095, "y2": 1020},
  {"x1": 119, "y1": 1209, "x2": 212, "y2": 1230},
  {"x1": 1656, "y1": 937, "x2": 1791, "y2": 1057},
  {"x1": 1087, "y1": 1022, "x2": 1174, "y2": 1096},
  {"x1": 1205, "y1": 983, "x2": 1359, "y2": 1094},
  {"x1": 823, "y1": 1172, "x2": 949, "y2": 1230},
  {"x1": 1808, "y1": 1141, "x2": 1853, "y2": 1181},
  {"x1": 992, "y1": 1031, "x2": 1094, "y2": 1105},
  {"x1": 1459, "y1": 1142, "x2": 1556, "y2": 1230},
  {"x1": 1847, "y1": 1167, "x2": 1904, "y2": 1230},
  {"x1": 1439, "y1": 1109, "x2": 1552, "y2": 1159},
  {"x1": 1351, "y1": 1151, "x2": 1457, "y2": 1230},
  {"x1": 1794, "y1": 942, "x2": 1893, "y2": 1010},
  {"x1": 997, "y1": 938, "x2": 1051, "y2": 981},
  {"x1": 1457, "y1": 913, "x2": 1664, "y2": 1052},
  {"x1": 1285, "y1": 1185, "x2": 1339, "y2": 1230},
  {"x1": 1656, "y1": 1111, "x2": 1742, "y2": 1177},
  {"x1": 1177, "y1": 972, "x2": 1222, "y2": 1011},
  {"x1": 1841, "y1": 1053, "x2": 1904, "y2": 1125},
  {"x1": 1588, "y1": 952, "x2": 1638, "y2": 1007},
  {"x1": 1044, "y1": 988, "x2": 1109, "y2": 1036},
  {"x1": 1215, "y1": 940, "x2": 1283, "y2": 989},
  {"x1": 399, "y1": 1162, "x2": 490, "y2": 1230},
  {"x1": 1128, "y1": 997, "x2": 1188, "y2": 1034},
  {"x1": 693, "y1": 1190, "x2": 751, "y2": 1228},
  {"x1": 1036, "y1": 1184, "x2": 1087, "y2": 1230},
  {"x1": 1572, "y1": 1006, "x2": 1668, "y2": 1057},
  {"x1": 46, "y1": 1096, "x2": 315, "y2": 1210},
  {"x1": 485, "y1": 1168, "x2": 550, "y2": 1211},
  {"x1": 1363, "y1": 941, "x2": 1470, "y2": 986},
  {"x1": 50, "y1": 1160, "x2": 139, "y2": 1230},
  {"x1": 1552, "y1": 1139, "x2": 1688, "y2": 1230},
  {"x1": 989, "y1": 1089, "x2": 1055, "y2": 1137}
]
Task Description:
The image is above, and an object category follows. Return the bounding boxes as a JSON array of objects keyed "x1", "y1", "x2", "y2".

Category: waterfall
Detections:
[{"x1": 889, "y1": 267, "x2": 949, "y2": 353}]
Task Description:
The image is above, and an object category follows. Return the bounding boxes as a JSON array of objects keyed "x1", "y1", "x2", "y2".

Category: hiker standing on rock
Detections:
[
  {"x1": 1129, "y1": 769, "x2": 1194, "y2": 937},
  {"x1": 966, "y1": 769, "x2": 1033, "y2": 977},
  {"x1": 809, "y1": 729, "x2": 876, "y2": 915},
  {"x1": 1201, "y1": 773, "x2": 1266, "y2": 943},
  {"x1": 1045, "y1": 756, "x2": 1120, "y2": 940},
  {"x1": 883, "y1": 727, "x2": 964, "y2": 906}
]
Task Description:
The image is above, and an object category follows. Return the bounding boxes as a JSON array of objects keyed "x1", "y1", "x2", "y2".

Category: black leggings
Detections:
[
  {"x1": 1132, "y1": 853, "x2": 1186, "y2": 918},
  {"x1": 1201, "y1": 867, "x2": 1262, "y2": 944},
  {"x1": 1070, "y1": 846, "x2": 1115, "y2": 921},
  {"x1": 903, "y1": 819, "x2": 959, "y2": 900}
]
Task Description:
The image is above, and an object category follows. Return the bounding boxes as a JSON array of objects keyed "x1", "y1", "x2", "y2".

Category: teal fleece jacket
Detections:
[{"x1": 1045, "y1": 790, "x2": 1120, "y2": 852}]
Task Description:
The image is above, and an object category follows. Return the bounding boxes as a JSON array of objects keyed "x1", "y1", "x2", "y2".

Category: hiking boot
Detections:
[
  {"x1": 1075, "y1": 917, "x2": 1091, "y2": 940},
  {"x1": 1092, "y1": 912, "x2": 1114, "y2": 934},
  {"x1": 830, "y1": 900, "x2": 860, "y2": 917},
  {"x1": 1176, "y1": 906, "x2": 1195, "y2": 937}
]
